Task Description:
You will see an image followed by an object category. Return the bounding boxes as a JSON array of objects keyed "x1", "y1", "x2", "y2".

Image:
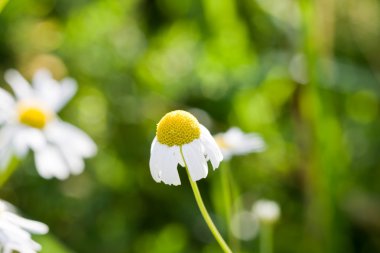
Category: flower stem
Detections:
[
  {"x1": 220, "y1": 162, "x2": 232, "y2": 226},
  {"x1": 260, "y1": 223, "x2": 273, "y2": 253},
  {"x1": 0, "y1": 156, "x2": 19, "y2": 188},
  {"x1": 180, "y1": 147, "x2": 232, "y2": 253},
  {"x1": 220, "y1": 162, "x2": 240, "y2": 251}
]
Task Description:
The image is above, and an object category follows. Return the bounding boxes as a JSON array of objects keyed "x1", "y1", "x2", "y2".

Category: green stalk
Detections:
[
  {"x1": 220, "y1": 162, "x2": 232, "y2": 232},
  {"x1": 259, "y1": 223, "x2": 273, "y2": 253},
  {"x1": 180, "y1": 147, "x2": 233, "y2": 253},
  {"x1": 0, "y1": 156, "x2": 19, "y2": 187},
  {"x1": 220, "y1": 161, "x2": 240, "y2": 251}
]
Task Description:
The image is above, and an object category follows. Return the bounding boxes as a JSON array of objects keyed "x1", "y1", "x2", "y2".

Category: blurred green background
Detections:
[{"x1": 1, "y1": 0, "x2": 380, "y2": 252}]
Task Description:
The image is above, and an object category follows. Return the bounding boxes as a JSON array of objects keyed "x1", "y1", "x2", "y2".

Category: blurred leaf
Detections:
[
  {"x1": 0, "y1": 0, "x2": 8, "y2": 13},
  {"x1": 36, "y1": 234, "x2": 74, "y2": 253}
]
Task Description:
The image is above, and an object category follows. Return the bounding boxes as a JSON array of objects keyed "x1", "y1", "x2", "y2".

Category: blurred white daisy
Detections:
[
  {"x1": 252, "y1": 199, "x2": 281, "y2": 224},
  {"x1": 150, "y1": 110, "x2": 223, "y2": 186},
  {"x1": 214, "y1": 127, "x2": 266, "y2": 160},
  {"x1": 0, "y1": 69, "x2": 97, "y2": 180},
  {"x1": 0, "y1": 200, "x2": 48, "y2": 253}
]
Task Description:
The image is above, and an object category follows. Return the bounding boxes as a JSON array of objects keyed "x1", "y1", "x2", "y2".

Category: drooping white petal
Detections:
[
  {"x1": 12, "y1": 127, "x2": 46, "y2": 157},
  {"x1": 35, "y1": 145, "x2": 70, "y2": 180},
  {"x1": 44, "y1": 120, "x2": 97, "y2": 158},
  {"x1": 149, "y1": 137, "x2": 163, "y2": 183},
  {"x1": 160, "y1": 145, "x2": 181, "y2": 186},
  {"x1": 4, "y1": 70, "x2": 34, "y2": 100},
  {"x1": 182, "y1": 139, "x2": 208, "y2": 182},
  {"x1": 150, "y1": 136, "x2": 158, "y2": 154},
  {"x1": 200, "y1": 124, "x2": 223, "y2": 169},
  {"x1": 149, "y1": 139, "x2": 182, "y2": 185}
]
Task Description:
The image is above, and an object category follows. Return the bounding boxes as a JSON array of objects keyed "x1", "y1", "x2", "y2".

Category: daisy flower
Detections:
[
  {"x1": 0, "y1": 200, "x2": 48, "y2": 253},
  {"x1": 149, "y1": 110, "x2": 232, "y2": 253},
  {"x1": 149, "y1": 110, "x2": 223, "y2": 186},
  {"x1": 0, "y1": 69, "x2": 97, "y2": 180},
  {"x1": 214, "y1": 127, "x2": 266, "y2": 160},
  {"x1": 252, "y1": 199, "x2": 281, "y2": 224}
]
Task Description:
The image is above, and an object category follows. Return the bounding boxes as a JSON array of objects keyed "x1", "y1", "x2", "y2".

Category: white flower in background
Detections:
[
  {"x1": 0, "y1": 200, "x2": 48, "y2": 253},
  {"x1": 252, "y1": 199, "x2": 281, "y2": 224},
  {"x1": 214, "y1": 127, "x2": 266, "y2": 160},
  {"x1": 150, "y1": 110, "x2": 223, "y2": 186},
  {"x1": 0, "y1": 69, "x2": 97, "y2": 180}
]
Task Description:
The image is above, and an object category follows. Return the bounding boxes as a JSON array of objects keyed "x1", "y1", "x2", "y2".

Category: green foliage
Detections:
[{"x1": 0, "y1": 0, "x2": 380, "y2": 252}]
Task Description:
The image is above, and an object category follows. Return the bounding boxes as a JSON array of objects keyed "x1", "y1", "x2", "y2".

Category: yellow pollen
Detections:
[
  {"x1": 18, "y1": 104, "x2": 51, "y2": 129},
  {"x1": 156, "y1": 110, "x2": 201, "y2": 146}
]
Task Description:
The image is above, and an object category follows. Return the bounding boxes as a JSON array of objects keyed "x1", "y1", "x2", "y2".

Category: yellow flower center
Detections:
[
  {"x1": 18, "y1": 103, "x2": 52, "y2": 129},
  {"x1": 156, "y1": 110, "x2": 201, "y2": 146}
]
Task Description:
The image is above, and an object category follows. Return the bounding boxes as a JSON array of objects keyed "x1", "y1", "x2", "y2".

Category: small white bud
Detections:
[{"x1": 252, "y1": 199, "x2": 281, "y2": 224}]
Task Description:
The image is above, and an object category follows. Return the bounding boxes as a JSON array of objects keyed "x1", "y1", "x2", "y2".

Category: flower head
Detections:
[
  {"x1": 0, "y1": 200, "x2": 48, "y2": 253},
  {"x1": 0, "y1": 69, "x2": 97, "y2": 180},
  {"x1": 150, "y1": 110, "x2": 223, "y2": 186},
  {"x1": 252, "y1": 199, "x2": 280, "y2": 224},
  {"x1": 214, "y1": 127, "x2": 265, "y2": 160}
]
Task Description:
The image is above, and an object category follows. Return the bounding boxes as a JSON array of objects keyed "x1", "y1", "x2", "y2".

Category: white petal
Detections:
[
  {"x1": 12, "y1": 127, "x2": 46, "y2": 157},
  {"x1": 0, "y1": 149, "x2": 12, "y2": 171},
  {"x1": 150, "y1": 139, "x2": 182, "y2": 185},
  {"x1": 237, "y1": 133, "x2": 266, "y2": 153},
  {"x1": 216, "y1": 127, "x2": 266, "y2": 159},
  {"x1": 225, "y1": 128, "x2": 265, "y2": 154},
  {"x1": 35, "y1": 145, "x2": 70, "y2": 180},
  {"x1": 55, "y1": 78, "x2": 77, "y2": 111},
  {"x1": 160, "y1": 146, "x2": 181, "y2": 185},
  {"x1": 4, "y1": 70, "x2": 34, "y2": 100},
  {"x1": 0, "y1": 88, "x2": 15, "y2": 124},
  {"x1": 5, "y1": 244, "x2": 39, "y2": 253},
  {"x1": 32, "y1": 69, "x2": 61, "y2": 111},
  {"x1": 61, "y1": 148, "x2": 85, "y2": 175},
  {"x1": 45, "y1": 120, "x2": 97, "y2": 158},
  {"x1": 149, "y1": 137, "x2": 163, "y2": 183},
  {"x1": 150, "y1": 136, "x2": 158, "y2": 154},
  {"x1": 0, "y1": 126, "x2": 16, "y2": 169},
  {"x1": 182, "y1": 139, "x2": 208, "y2": 182},
  {"x1": 0, "y1": 201, "x2": 46, "y2": 253},
  {"x1": 200, "y1": 124, "x2": 223, "y2": 170},
  {"x1": 4, "y1": 213, "x2": 48, "y2": 234},
  {"x1": 32, "y1": 69, "x2": 77, "y2": 112},
  {"x1": 0, "y1": 221, "x2": 31, "y2": 241}
]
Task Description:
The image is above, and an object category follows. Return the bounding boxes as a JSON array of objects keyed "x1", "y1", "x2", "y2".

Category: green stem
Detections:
[
  {"x1": 180, "y1": 147, "x2": 233, "y2": 253},
  {"x1": 260, "y1": 223, "x2": 273, "y2": 253},
  {"x1": 220, "y1": 162, "x2": 240, "y2": 251},
  {"x1": 0, "y1": 156, "x2": 19, "y2": 188},
  {"x1": 220, "y1": 162, "x2": 232, "y2": 229}
]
